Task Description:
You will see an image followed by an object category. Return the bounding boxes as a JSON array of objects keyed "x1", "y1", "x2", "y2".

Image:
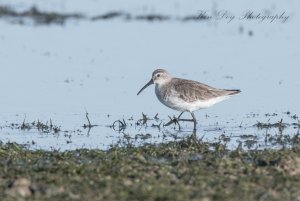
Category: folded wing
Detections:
[{"x1": 170, "y1": 78, "x2": 240, "y2": 103}]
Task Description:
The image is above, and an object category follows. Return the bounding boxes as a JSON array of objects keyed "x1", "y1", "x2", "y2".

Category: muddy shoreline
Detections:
[{"x1": 1, "y1": 141, "x2": 300, "y2": 201}]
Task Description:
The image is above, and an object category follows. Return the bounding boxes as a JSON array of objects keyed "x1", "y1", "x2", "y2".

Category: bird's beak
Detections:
[{"x1": 137, "y1": 79, "x2": 154, "y2": 95}]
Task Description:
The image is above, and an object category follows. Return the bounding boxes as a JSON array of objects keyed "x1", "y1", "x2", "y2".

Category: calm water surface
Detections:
[{"x1": 0, "y1": 0, "x2": 299, "y2": 150}]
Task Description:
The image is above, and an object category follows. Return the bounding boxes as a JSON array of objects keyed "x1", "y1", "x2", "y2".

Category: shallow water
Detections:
[{"x1": 0, "y1": 0, "x2": 299, "y2": 150}]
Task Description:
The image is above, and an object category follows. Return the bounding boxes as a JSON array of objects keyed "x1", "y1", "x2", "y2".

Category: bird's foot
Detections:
[
  {"x1": 164, "y1": 116, "x2": 195, "y2": 130},
  {"x1": 164, "y1": 116, "x2": 180, "y2": 127}
]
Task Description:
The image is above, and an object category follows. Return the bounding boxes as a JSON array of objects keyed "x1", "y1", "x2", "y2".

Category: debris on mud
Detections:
[
  {"x1": 254, "y1": 119, "x2": 288, "y2": 129},
  {"x1": 8, "y1": 119, "x2": 61, "y2": 134},
  {"x1": 0, "y1": 6, "x2": 83, "y2": 25},
  {"x1": 91, "y1": 11, "x2": 130, "y2": 21},
  {"x1": 0, "y1": 6, "x2": 213, "y2": 25},
  {"x1": 1, "y1": 140, "x2": 300, "y2": 201}
]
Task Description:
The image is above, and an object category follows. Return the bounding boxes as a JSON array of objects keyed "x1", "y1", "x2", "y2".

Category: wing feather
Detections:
[{"x1": 169, "y1": 78, "x2": 232, "y2": 103}]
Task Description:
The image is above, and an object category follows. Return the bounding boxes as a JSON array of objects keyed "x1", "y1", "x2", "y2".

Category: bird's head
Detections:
[{"x1": 137, "y1": 69, "x2": 172, "y2": 95}]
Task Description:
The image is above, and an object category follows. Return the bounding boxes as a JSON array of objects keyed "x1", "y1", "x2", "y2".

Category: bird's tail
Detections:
[{"x1": 226, "y1": 89, "x2": 241, "y2": 95}]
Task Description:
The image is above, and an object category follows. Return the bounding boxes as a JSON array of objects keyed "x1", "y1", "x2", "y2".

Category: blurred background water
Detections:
[{"x1": 0, "y1": 0, "x2": 299, "y2": 150}]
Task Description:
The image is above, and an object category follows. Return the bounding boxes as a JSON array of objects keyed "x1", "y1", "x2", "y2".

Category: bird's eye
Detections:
[{"x1": 157, "y1": 74, "x2": 160, "y2": 77}]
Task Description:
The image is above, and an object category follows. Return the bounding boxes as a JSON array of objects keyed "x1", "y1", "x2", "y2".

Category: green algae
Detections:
[{"x1": 1, "y1": 140, "x2": 300, "y2": 201}]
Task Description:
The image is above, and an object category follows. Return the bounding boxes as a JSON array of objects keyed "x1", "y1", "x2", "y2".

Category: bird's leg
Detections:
[
  {"x1": 164, "y1": 115, "x2": 179, "y2": 127},
  {"x1": 177, "y1": 112, "x2": 184, "y2": 120},
  {"x1": 190, "y1": 112, "x2": 197, "y2": 131},
  {"x1": 176, "y1": 111, "x2": 195, "y2": 122},
  {"x1": 174, "y1": 112, "x2": 187, "y2": 130},
  {"x1": 164, "y1": 112, "x2": 197, "y2": 131},
  {"x1": 164, "y1": 112, "x2": 184, "y2": 128}
]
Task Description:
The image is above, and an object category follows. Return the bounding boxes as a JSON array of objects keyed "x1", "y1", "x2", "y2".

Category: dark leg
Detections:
[
  {"x1": 177, "y1": 112, "x2": 184, "y2": 120},
  {"x1": 164, "y1": 111, "x2": 197, "y2": 130},
  {"x1": 164, "y1": 112, "x2": 185, "y2": 127},
  {"x1": 190, "y1": 112, "x2": 197, "y2": 131},
  {"x1": 176, "y1": 111, "x2": 194, "y2": 122}
]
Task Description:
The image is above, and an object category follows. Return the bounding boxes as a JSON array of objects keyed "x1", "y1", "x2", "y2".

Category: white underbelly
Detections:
[{"x1": 156, "y1": 92, "x2": 230, "y2": 112}]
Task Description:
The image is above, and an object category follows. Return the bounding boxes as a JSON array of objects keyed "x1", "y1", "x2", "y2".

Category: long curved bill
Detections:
[{"x1": 137, "y1": 79, "x2": 154, "y2": 95}]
